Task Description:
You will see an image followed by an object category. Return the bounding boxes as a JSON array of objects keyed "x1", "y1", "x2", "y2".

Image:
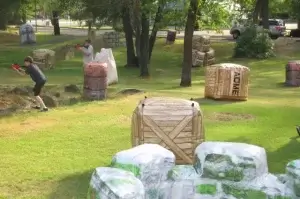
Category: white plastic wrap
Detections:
[
  {"x1": 221, "y1": 173, "x2": 294, "y2": 199},
  {"x1": 94, "y1": 48, "x2": 118, "y2": 85},
  {"x1": 194, "y1": 141, "x2": 268, "y2": 182},
  {"x1": 88, "y1": 167, "x2": 145, "y2": 199},
  {"x1": 286, "y1": 159, "x2": 300, "y2": 197},
  {"x1": 110, "y1": 144, "x2": 175, "y2": 199},
  {"x1": 168, "y1": 165, "x2": 200, "y2": 180}
]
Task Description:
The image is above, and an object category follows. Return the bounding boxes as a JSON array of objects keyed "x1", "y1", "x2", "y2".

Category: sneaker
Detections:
[
  {"x1": 40, "y1": 108, "x2": 49, "y2": 112},
  {"x1": 296, "y1": 126, "x2": 300, "y2": 136}
]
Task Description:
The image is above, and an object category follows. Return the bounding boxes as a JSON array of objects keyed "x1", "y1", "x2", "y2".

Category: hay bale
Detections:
[
  {"x1": 192, "y1": 50, "x2": 205, "y2": 67},
  {"x1": 32, "y1": 49, "x2": 55, "y2": 70},
  {"x1": 194, "y1": 141, "x2": 268, "y2": 182},
  {"x1": 285, "y1": 60, "x2": 300, "y2": 87},
  {"x1": 83, "y1": 62, "x2": 107, "y2": 100},
  {"x1": 204, "y1": 48, "x2": 215, "y2": 66},
  {"x1": 111, "y1": 144, "x2": 175, "y2": 197},
  {"x1": 131, "y1": 97, "x2": 204, "y2": 164},
  {"x1": 192, "y1": 35, "x2": 210, "y2": 52},
  {"x1": 87, "y1": 167, "x2": 145, "y2": 199},
  {"x1": 166, "y1": 30, "x2": 176, "y2": 44},
  {"x1": 204, "y1": 63, "x2": 250, "y2": 101}
]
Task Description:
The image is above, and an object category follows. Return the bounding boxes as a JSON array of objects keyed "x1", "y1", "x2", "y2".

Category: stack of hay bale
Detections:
[
  {"x1": 87, "y1": 142, "x2": 297, "y2": 199},
  {"x1": 192, "y1": 35, "x2": 215, "y2": 67},
  {"x1": 103, "y1": 32, "x2": 121, "y2": 48},
  {"x1": 31, "y1": 49, "x2": 55, "y2": 70}
]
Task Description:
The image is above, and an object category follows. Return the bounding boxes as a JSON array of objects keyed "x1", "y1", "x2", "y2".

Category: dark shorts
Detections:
[{"x1": 33, "y1": 81, "x2": 45, "y2": 96}]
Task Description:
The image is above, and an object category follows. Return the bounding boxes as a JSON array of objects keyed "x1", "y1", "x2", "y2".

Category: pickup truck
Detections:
[{"x1": 230, "y1": 19, "x2": 286, "y2": 40}]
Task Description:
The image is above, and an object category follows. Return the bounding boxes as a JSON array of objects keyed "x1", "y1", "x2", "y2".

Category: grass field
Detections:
[{"x1": 1, "y1": 34, "x2": 300, "y2": 198}]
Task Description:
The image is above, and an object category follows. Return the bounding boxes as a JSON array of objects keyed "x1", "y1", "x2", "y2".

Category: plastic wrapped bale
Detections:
[
  {"x1": 94, "y1": 48, "x2": 118, "y2": 85},
  {"x1": 221, "y1": 174, "x2": 294, "y2": 199},
  {"x1": 19, "y1": 23, "x2": 36, "y2": 44},
  {"x1": 194, "y1": 141, "x2": 268, "y2": 182},
  {"x1": 158, "y1": 179, "x2": 222, "y2": 199},
  {"x1": 87, "y1": 167, "x2": 145, "y2": 199},
  {"x1": 168, "y1": 165, "x2": 200, "y2": 180},
  {"x1": 110, "y1": 144, "x2": 175, "y2": 199},
  {"x1": 192, "y1": 35, "x2": 210, "y2": 52},
  {"x1": 285, "y1": 61, "x2": 300, "y2": 87},
  {"x1": 31, "y1": 49, "x2": 56, "y2": 70},
  {"x1": 131, "y1": 97, "x2": 205, "y2": 164},
  {"x1": 204, "y1": 63, "x2": 250, "y2": 101},
  {"x1": 286, "y1": 159, "x2": 300, "y2": 197},
  {"x1": 83, "y1": 62, "x2": 108, "y2": 100},
  {"x1": 192, "y1": 50, "x2": 205, "y2": 67},
  {"x1": 204, "y1": 48, "x2": 215, "y2": 67}
]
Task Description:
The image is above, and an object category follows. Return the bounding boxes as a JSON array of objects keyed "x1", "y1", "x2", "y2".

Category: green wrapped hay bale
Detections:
[
  {"x1": 194, "y1": 141, "x2": 268, "y2": 182},
  {"x1": 222, "y1": 174, "x2": 293, "y2": 199},
  {"x1": 167, "y1": 165, "x2": 200, "y2": 180},
  {"x1": 87, "y1": 167, "x2": 145, "y2": 199},
  {"x1": 111, "y1": 144, "x2": 175, "y2": 199},
  {"x1": 286, "y1": 159, "x2": 300, "y2": 197}
]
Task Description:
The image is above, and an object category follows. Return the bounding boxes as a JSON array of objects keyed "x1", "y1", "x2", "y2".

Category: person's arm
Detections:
[{"x1": 13, "y1": 67, "x2": 27, "y2": 76}]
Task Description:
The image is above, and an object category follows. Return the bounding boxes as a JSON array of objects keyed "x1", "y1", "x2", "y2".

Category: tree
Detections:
[
  {"x1": 180, "y1": 0, "x2": 198, "y2": 87},
  {"x1": 290, "y1": 0, "x2": 300, "y2": 28},
  {"x1": 0, "y1": 0, "x2": 20, "y2": 30}
]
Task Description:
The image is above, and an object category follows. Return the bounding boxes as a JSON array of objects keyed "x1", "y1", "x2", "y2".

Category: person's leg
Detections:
[{"x1": 33, "y1": 83, "x2": 48, "y2": 111}]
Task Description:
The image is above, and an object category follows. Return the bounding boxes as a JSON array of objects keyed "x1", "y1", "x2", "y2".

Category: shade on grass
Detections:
[{"x1": 1, "y1": 36, "x2": 300, "y2": 198}]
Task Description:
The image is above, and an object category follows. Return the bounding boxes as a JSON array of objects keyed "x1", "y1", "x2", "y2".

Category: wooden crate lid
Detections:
[
  {"x1": 208, "y1": 63, "x2": 250, "y2": 71},
  {"x1": 136, "y1": 97, "x2": 201, "y2": 116}
]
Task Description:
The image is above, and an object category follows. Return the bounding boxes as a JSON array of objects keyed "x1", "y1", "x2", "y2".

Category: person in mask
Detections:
[{"x1": 78, "y1": 39, "x2": 94, "y2": 66}]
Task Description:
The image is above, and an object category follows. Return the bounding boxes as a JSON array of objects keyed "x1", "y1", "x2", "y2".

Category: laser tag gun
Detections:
[
  {"x1": 75, "y1": 44, "x2": 83, "y2": 49},
  {"x1": 11, "y1": 63, "x2": 21, "y2": 71}
]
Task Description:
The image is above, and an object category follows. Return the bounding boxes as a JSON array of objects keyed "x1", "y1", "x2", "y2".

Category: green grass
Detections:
[{"x1": 1, "y1": 35, "x2": 300, "y2": 198}]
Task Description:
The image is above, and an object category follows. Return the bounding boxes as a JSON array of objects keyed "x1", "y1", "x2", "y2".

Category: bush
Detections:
[{"x1": 233, "y1": 25, "x2": 275, "y2": 59}]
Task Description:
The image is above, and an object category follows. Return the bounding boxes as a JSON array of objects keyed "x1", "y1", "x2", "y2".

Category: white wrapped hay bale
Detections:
[
  {"x1": 168, "y1": 165, "x2": 200, "y2": 180},
  {"x1": 194, "y1": 141, "x2": 268, "y2": 182},
  {"x1": 221, "y1": 174, "x2": 294, "y2": 199},
  {"x1": 286, "y1": 160, "x2": 300, "y2": 197},
  {"x1": 88, "y1": 167, "x2": 145, "y2": 199},
  {"x1": 204, "y1": 63, "x2": 250, "y2": 101},
  {"x1": 157, "y1": 179, "x2": 223, "y2": 199},
  {"x1": 94, "y1": 48, "x2": 118, "y2": 85},
  {"x1": 110, "y1": 144, "x2": 175, "y2": 199}
]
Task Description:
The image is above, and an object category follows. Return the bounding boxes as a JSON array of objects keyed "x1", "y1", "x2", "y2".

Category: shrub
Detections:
[{"x1": 233, "y1": 25, "x2": 275, "y2": 59}]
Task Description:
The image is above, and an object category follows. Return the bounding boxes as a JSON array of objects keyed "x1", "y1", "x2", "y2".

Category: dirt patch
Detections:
[
  {"x1": 0, "y1": 85, "x2": 83, "y2": 117},
  {"x1": 207, "y1": 112, "x2": 255, "y2": 122},
  {"x1": 117, "y1": 88, "x2": 144, "y2": 96}
]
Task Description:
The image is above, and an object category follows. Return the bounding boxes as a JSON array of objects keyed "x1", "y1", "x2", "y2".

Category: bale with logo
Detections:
[
  {"x1": 31, "y1": 49, "x2": 55, "y2": 70},
  {"x1": 204, "y1": 63, "x2": 250, "y2": 101},
  {"x1": 131, "y1": 97, "x2": 205, "y2": 164}
]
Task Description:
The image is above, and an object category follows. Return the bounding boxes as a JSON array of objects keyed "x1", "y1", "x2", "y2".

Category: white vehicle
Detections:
[{"x1": 230, "y1": 19, "x2": 286, "y2": 40}]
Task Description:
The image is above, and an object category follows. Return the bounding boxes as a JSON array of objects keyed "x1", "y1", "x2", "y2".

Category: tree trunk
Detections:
[
  {"x1": 253, "y1": 0, "x2": 262, "y2": 24},
  {"x1": 180, "y1": 0, "x2": 198, "y2": 87},
  {"x1": 122, "y1": 6, "x2": 138, "y2": 68},
  {"x1": 149, "y1": 4, "x2": 164, "y2": 62},
  {"x1": 139, "y1": 13, "x2": 150, "y2": 77},
  {"x1": 0, "y1": 12, "x2": 8, "y2": 30},
  {"x1": 52, "y1": 11, "x2": 60, "y2": 36},
  {"x1": 135, "y1": 26, "x2": 141, "y2": 64},
  {"x1": 261, "y1": 0, "x2": 269, "y2": 29},
  {"x1": 297, "y1": 19, "x2": 300, "y2": 29}
]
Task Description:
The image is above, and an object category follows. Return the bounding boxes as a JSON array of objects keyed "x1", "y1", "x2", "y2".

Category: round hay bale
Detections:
[
  {"x1": 192, "y1": 49, "x2": 205, "y2": 67},
  {"x1": 204, "y1": 63, "x2": 250, "y2": 101},
  {"x1": 131, "y1": 97, "x2": 205, "y2": 164},
  {"x1": 285, "y1": 60, "x2": 300, "y2": 86},
  {"x1": 32, "y1": 49, "x2": 55, "y2": 70}
]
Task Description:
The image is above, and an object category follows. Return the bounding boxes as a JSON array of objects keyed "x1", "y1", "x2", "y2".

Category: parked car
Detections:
[{"x1": 230, "y1": 19, "x2": 286, "y2": 40}]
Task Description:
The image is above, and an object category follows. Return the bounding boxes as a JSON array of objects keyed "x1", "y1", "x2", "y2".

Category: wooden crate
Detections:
[
  {"x1": 131, "y1": 97, "x2": 204, "y2": 164},
  {"x1": 32, "y1": 49, "x2": 55, "y2": 70},
  {"x1": 204, "y1": 63, "x2": 250, "y2": 101}
]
